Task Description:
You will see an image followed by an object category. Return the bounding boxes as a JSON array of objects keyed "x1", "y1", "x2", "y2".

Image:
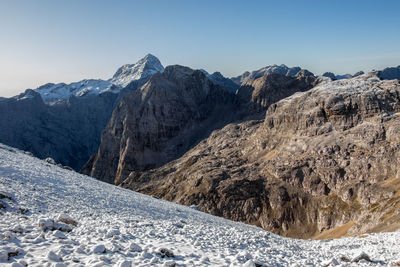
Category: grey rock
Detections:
[
  {"x1": 82, "y1": 65, "x2": 239, "y2": 184},
  {"x1": 378, "y1": 65, "x2": 400, "y2": 80},
  {"x1": 120, "y1": 73, "x2": 400, "y2": 238}
]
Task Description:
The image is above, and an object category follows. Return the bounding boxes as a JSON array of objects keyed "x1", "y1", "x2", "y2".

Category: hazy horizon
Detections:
[{"x1": 1, "y1": 0, "x2": 400, "y2": 97}]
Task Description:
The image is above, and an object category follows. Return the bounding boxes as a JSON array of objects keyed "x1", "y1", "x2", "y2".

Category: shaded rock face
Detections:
[
  {"x1": 379, "y1": 65, "x2": 400, "y2": 80},
  {"x1": 205, "y1": 71, "x2": 239, "y2": 94},
  {"x1": 121, "y1": 73, "x2": 400, "y2": 238},
  {"x1": 0, "y1": 54, "x2": 165, "y2": 170},
  {"x1": 237, "y1": 72, "x2": 319, "y2": 117},
  {"x1": 0, "y1": 90, "x2": 118, "y2": 170},
  {"x1": 82, "y1": 65, "x2": 239, "y2": 184}
]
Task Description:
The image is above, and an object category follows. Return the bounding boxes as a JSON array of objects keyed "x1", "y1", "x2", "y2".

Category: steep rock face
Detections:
[
  {"x1": 0, "y1": 54, "x2": 164, "y2": 169},
  {"x1": 0, "y1": 90, "x2": 118, "y2": 170},
  {"x1": 82, "y1": 65, "x2": 238, "y2": 184},
  {"x1": 237, "y1": 72, "x2": 318, "y2": 116},
  {"x1": 121, "y1": 73, "x2": 400, "y2": 238},
  {"x1": 200, "y1": 70, "x2": 239, "y2": 93}
]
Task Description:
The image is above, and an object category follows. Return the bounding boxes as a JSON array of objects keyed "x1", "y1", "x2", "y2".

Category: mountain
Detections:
[
  {"x1": 81, "y1": 65, "x2": 239, "y2": 184},
  {"x1": 231, "y1": 64, "x2": 304, "y2": 85},
  {"x1": 120, "y1": 72, "x2": 400, "y2": 238},
  {"x1": 0, "y1": 54, "x2": 164, "y2": 170},
  {"x1": 34, "y1": 54, "x2": 164, "y2": 104},
  {"x1": 2, "y1": 143, "x2": 400, "y2": 266},
  {"x1": 236, "y1": 70, "x2": 319, "y2": 117},
  {"x1": 379, "y1": 65, "x2": 400, "y2": 80},
  {"x1": 322, "y1": 71, "x2": 365, "y2": 81},
  {"x1": 200, "y1": 70, "x2": 239, "y2": 93}
]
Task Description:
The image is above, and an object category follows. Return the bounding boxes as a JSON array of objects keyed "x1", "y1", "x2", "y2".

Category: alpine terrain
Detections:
[{"x1": 1, "y1": 143, "x2": 400, "y2": 266}]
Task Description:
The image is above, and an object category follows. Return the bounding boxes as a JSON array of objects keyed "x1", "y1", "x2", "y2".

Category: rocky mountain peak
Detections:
[
  {"x1": 81, "y1": 63, "x2": 239, "y2": 184},
  {"x1": 111, "y1": 54, "x2": 164, "y2": 87}
]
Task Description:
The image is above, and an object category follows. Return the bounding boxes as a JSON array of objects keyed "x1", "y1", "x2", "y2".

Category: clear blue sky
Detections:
[{"x1": 1, "y1": 0, "x2": 399, "y2": 97}]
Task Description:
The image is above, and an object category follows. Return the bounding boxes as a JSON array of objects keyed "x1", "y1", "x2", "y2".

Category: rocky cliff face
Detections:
[
  {"x1": 0, "y1": 55, "x2": 164, "y2": 170},
  {"x1": 81, "y1": 65, "x2": 239, "y2": 184},
  {"x1": 120, "y1": 73, "x2": 400, "y2": 238},
  {"x1": 0, "y1": 90, "x2": 119, "y2": 170},
  {"x1": 237, "y1": 71, "x2": 318, "y2": 117}
]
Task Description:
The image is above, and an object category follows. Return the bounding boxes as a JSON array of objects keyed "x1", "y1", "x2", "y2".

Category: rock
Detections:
[
  {"x1": 162, "y1": 261, "x2": 176, "y2": 267},
  {"x1": 352, "y1": 252, "x2": 373, "y2": 263},
  {"x1": 243, "y1": 260, "x2": 256, "y2": 267},
  {"x1": 83, "y1": 65, "x2": 239, "y2": 184},
  {"x1": 62, "y1": 166, "x2": 74, "y2": 171},
  {"x1": 38, "y1": 218, "x2": 72, "y2": 232},
  {"x1": 117, "y1": 260, "x2": 132, "y2": 267},
  {"x1": 129, "y1": 242, "x2": 142, "y2": 252},
  {"x1": 120, "y1": 74, "x2": 400, "y2": 238},
  {"x1": 53, "y1": 230, "x2": 67, "y2": 239},
  {"x1": 56, "y1": 214, "x2": 78, "y2": 226},
  {"x1": 322, "y1": 72, "x2": 336, "y2": 80},
  {"x1": 0, "y1": 193, "x2": 12, "y2": 200},
  {"x1": 47, "y1": 251, "x2": 62, "y2": 261},
  {"x1": 379, "y1": 65, "x2": 400, "y2": 80},
  {"x1": 45, "y1": 157, "x2": 56, "y2": 165},
  {"x1": 0, "y1": 55, "x2": 163, "y2": 172},
  {"x1": 237, "y1": 72, "x2": 318, "y2": 117},
  {"x1": 92, "y1": 244, "x2": 106, "y2": 254},
  {"x1": 157, "y1": 248, "x2": 175, "y2": 258},
  {"x1": 322, "y1": 258, "x2": 340, "y2": 266}
]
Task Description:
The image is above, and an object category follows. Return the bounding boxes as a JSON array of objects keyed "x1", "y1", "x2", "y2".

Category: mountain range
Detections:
[{"x1": 1, "y1": 54, "x2": 400, "y2": 238}]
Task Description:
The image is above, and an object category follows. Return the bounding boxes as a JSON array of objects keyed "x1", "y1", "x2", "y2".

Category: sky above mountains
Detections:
[{"x1": 1, "y1": 0, "x2": 400, "y2": 97}]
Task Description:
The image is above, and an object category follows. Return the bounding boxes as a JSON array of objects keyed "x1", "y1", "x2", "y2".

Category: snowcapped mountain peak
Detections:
[
  {"x1": 111, "y1": 54, "x2": 164, "y2": 87},
  {"x1": 33, "y1": 54, "x2": 164, "y2": 104}
]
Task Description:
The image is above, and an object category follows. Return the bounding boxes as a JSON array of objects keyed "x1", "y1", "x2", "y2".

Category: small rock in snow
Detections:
[
  {"x1": 10, "y1": 263, "x2": 24, "y2": 267},
  {"x1": 162, "y1": 260, "x2": 177, "y2": 267},
  {"x1": 38, "y1": 218, "x2": 54, "y2": 231},
  {"x1": 157, "y1": 248, "x2": 175, "y2": 258},
  {"x1": 57, "y1": 214, "x2": 78, "y2": 226},
  {"x1": 92, "y1": 244, "x2": 106, "y2": 254},
  {"x1": 321, "y1": 258, "x2": 340, "y2": 266},
  {"x1": 243, "y1": 260, "x2": 256, "y2": 267},
  {"x1": 129, "y1": 242, "x2": 142, "y2": 252},
  {"x1": 117, "y1": 260, "x2": 132, "y2": 267},
  {"x1": 352, "y1": 252, "x2": 373, "y2": 263},
  {"x1": 45, "y1": 157, "x2": 56, "y2": 164},
  {"x1": 53, "y1": 230, "x2": 67, "y2": 239},
  {"x1": 47, "y1": 250, "x2": 62, "y2": 261}
]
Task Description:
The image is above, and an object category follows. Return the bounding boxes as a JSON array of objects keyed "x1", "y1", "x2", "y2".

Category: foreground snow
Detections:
[{"x1": 0, "y1": 144, "x2": 399, "y2": 266}]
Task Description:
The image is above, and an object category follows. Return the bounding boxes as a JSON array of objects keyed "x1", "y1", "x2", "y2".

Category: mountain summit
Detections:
[
  {"x1": 34, "y1": 54, "x2": 164, "y2": 104},
  {"x1": 111, "y1": 53, "x2": 164, "y2": 87}
]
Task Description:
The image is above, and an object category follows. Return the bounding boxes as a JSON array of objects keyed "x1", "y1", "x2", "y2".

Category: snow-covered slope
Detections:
[
  {"x1": 1, "y1": 144, "x2": 400, "y2": 266},
  {"x1": 34, "y1": 54, "x2": 164, "y2": 104}
]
